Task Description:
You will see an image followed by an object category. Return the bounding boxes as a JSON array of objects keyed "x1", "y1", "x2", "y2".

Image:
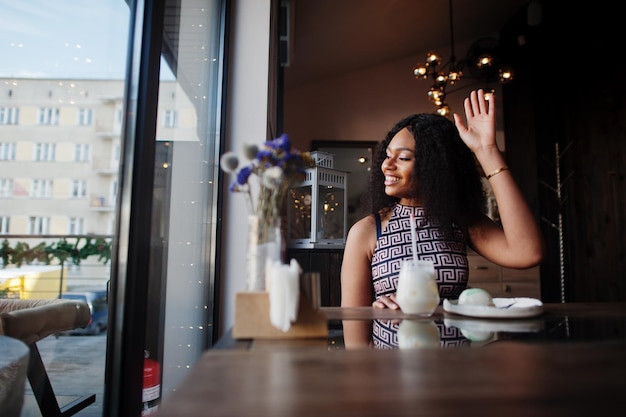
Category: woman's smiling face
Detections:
[{"x1": 382, "y1": 127, "x2": 420, "y2": 205}]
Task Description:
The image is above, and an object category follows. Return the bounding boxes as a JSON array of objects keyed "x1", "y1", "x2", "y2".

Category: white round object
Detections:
[{"x1": 458, "y1": 288, "x2": 494, "y2": 306}]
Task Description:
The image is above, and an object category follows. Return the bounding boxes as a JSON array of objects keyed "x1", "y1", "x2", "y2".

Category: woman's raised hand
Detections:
[{"x1": 452, "y1": 89, "x2": 497, "y2": 154}]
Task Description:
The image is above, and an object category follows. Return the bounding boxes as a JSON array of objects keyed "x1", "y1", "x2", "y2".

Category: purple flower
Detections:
[
  {"x1": 265, "y1": 134, "x2": 291, "y2": 152},
  {"x1": 236, "y1": 165, "x2": 253, "y2": 185}
]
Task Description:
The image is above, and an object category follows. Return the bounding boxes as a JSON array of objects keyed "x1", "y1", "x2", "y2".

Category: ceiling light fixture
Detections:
[{"x1": 412, "y1": 0, "x2": 514, "y2": 117}]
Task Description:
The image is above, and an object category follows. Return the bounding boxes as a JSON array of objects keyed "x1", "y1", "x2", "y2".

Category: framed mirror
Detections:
[{"x1": 312, "y1": 140, "x2": 377, "y2": 230}]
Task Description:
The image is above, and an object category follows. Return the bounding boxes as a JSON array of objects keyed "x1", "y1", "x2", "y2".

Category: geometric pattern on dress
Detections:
[
  {"x1": 372, "y1": 319, "x2": 470, "y2": 349},
  {"x1": 372, "y1": 204, "x2": 469, "y2": 301}
]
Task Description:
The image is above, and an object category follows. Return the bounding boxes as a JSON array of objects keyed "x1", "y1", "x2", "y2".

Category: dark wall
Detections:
[{"x1": 500, "y1": 1, "x2": 626, "y2": 302}]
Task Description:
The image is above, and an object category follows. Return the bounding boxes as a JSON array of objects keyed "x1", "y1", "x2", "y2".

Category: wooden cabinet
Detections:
[
  {"x1": 468, "y1": 250, "x2": 541, "y2": 299},
  {"x1": 287, "y1": 248, "x2": 343, "y2": 307}
]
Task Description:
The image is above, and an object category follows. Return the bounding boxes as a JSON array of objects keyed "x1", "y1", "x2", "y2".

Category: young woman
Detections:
[{"x1": 340, "y1": 89, "x2": 545, "y2": 348}]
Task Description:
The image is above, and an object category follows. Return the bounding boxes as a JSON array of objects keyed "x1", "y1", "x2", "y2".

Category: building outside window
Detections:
[
  {"x1": 78, "y1": 108, "x2": 93, "y2": 125},
  {"x1": 31, "y1": 179, "x2": 53, "y2": 197},
  {"x1": 108, "y1": 180, "x2": 118, "y2": 207},
  {"x1": 163, "y1": 109, "x2": 178, "y2": 128},
  {"x1": 0, "y1": 216, "x2": 9, "y2": 234},
  {"x1": 69, "y1": 217, "x2": 86, "y2": 234},
  {"x1": 72, "y1": 179, "x2": 87, "y2": 198},
  {"x1": 28, "y1": 216, "x2": 50, "y2": 235},
  {"x1": 34, "y1": 143, "x2": 56, "y2": 161},
  {"x1": 74, "y1": 143, "x2": 91, "y2": 162},
  {"x1": 0, "y1": 178, "x2": 12, "y2": 197},
  {"x1": 0, "y1": 107, "x2": 19, "y2": 125},
  {"x1": 115, "y1": 107, "x2": 123, "y2": 132},
  {"x1": 38, "y1": 107, "x2": 60, "y2": 125},
  {"x1": 0, "y1": 142, "x2": 16, "y2": 160}
]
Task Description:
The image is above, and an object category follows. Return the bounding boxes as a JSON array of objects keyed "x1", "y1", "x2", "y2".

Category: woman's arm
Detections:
[
  {"x1": 341, "y1": 215, "x2": 377, "y2": 307},
  {"x1": 453, "y1": 90, "x2": 545, "y2": 268},
  {"x1": 341, "y1": 215, "x2": 378, "y2": 348}
]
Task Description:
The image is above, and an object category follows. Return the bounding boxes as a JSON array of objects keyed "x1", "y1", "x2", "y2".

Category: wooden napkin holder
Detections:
[{"x1": 233, "y1": 291, "x2": 328, "y2": 339}]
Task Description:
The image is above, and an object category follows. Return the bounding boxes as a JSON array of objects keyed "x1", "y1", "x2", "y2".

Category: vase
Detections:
[{"x1": 247, "y1": 215, "x2": 282, "y2": 291}]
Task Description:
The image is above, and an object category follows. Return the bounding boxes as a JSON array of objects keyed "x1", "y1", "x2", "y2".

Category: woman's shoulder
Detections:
[
  {"x1": 345, "y1": 214, "x2": 378, "y2": 244},
  {"x1": 349, "y1": 214, "x2": 377, "y2": 234}
]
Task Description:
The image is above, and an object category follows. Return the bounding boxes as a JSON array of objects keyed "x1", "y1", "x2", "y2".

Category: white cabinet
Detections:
[{"x1": 467, "y1": 250, "x2": 541, "y2": 298}]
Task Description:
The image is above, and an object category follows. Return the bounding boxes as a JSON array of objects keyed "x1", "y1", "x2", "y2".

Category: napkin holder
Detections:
[{"x1": 233, "y1": 290, "x2": 328, "y2": 339}]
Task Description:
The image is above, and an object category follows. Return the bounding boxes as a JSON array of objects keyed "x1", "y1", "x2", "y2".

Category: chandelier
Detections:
[{"x1": 412, "y1": 0, "x2": 514, "y2": 116}]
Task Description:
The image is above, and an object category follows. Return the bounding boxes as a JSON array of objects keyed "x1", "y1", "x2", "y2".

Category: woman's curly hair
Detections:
[{"x1": 363, "y1": 113, "x2": 486, "y2": 234}]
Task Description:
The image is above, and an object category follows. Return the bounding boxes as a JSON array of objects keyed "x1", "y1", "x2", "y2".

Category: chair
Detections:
[{"x1": 0, "y1": 298, "x2": 96, "y2": 417}]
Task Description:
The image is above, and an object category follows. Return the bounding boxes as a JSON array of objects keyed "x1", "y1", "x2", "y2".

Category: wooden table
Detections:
[{"x1": 156, "y1": 303, "x2": 626, "y2": 416}]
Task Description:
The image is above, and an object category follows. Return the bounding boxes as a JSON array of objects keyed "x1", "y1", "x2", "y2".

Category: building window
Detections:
[
  {"x1": 69, "y1": 217, "x2": 85, "y2": 235},
  {"x1": 0, "y1": 143, "x2": 16, "y2": 160},
  {"x1": 0, "y1": 179, "x2": 13, "y2": 197},
  {"x1": 74, "y1": 144, "x2": 90, "y2": 162},
  {"x1": 0, "y1": 216, "x2": 9, "y2": 234},
  {"x1": 71, "y1": 180, "x2": 87, "y2": 198},
  {"x1": 163, "y1": 110, "x2": 178, "y2": 128},
  {"x1": 113, "y1": 143, "x2": 121, "y2": 164},
  {"x1": 34, "y1": 143, "x2": 56, "y2": 161},
  {"x1": 28, "y1": 216, "x2": 50, "y2": 235},
  {"x1": 38, "y1": 107, "x2": 60, "y2": 125},
  {"x1": 110, "y1": 180, "x2": 118, "y2": 204},
  {"x1": 115, "y1": 108, "x2": 123, "y2": 131},
  {"x1": 31, "y1": 179, "x2": 53, "y2": 197},
  {"x1": 78, "y1": 108, "x2": 93, "y2": 126},
  {"x1": 0, "y1": 107, "x2": 19, "y2": 125}
]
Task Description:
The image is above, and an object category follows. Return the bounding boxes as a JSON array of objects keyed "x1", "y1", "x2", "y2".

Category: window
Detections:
[
  {"x1": 71, "y1": 180, "x2": 87, "y2": 198},
  {"x1": 0, "y1": 143, "x2": 16, "y2": 160},
  {"x1": 28, "y1": 216, "x2": 50, "y2": 235},
  {"x1": 68, "y1": 217, "x2": 85, "y2": 235},
  {"x1": 0, "y1": 107, "x2": 19, "y2": 125},
  {"x1": 113, "y1": 143, "x2": 121, "y2": 164},
  {"x1": 78, "y1": 108, "x2": 93, "y2": 126},
  {"x1": 163, "y1": 110, "x2": 178, "y2": 128},
  {"x1": 74, "y1": 144, "x2": 90, "y2": 162},
  {"x1": 115, "y1": 108, "x2": 123, "y2": 132},
  {"x1": 38, "y1": 107, "x2": 60, "y2": 125},
  {"x1": 34, "y1": 143, "x2": 56, "y2": 161},
  {"x1": 110, "y1": 180, "x2": 118, "y2": 205},
  {"x1": 31, "y1": 179, "x2": 53, "y2": 197},
  {"x1": 0, "y1": 216, "x2": 9, "y2": 234},
  {"x1": 0, "y1": 179, "x2": 13, "y2": 197}
]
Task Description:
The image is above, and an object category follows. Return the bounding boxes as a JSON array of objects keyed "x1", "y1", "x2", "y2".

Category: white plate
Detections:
[
  {"x1": 443, "y1": 316, "x2": 544, "y2": 333},
  {"x1": 443, "y1": 297, "x2": 544, "y2": 318}
]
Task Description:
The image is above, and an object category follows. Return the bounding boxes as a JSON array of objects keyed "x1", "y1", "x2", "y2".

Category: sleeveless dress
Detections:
[
  {"x1": 371, "y1": 204, "x2": 469, "y2": 300},
  {"x1": 370, "y1": 204, "x2": 470, "y2": 349}
]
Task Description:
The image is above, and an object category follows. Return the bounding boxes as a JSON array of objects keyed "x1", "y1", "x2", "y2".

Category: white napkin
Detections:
[{"x1": 267, "y1": 258, "x2": 301, "y2": 332}]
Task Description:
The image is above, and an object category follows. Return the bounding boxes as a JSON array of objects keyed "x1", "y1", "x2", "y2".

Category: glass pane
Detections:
[
  {"x1": 145, "y1": 0, "x2": 225, "y2": 410},
  {"x1": 0, "y1": 1, "x2": 130, "y2": 416}
]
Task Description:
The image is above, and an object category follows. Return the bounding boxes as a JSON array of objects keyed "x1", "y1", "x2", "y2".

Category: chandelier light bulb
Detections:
[
  {"x1": 435, "y1": 72, "x2": 448, "y2": 85},
  {"x1": 448, "y1": 70, "x2": 462, "y2": 84},
  {"x1": 427, "y1": 87, "x2": 445, "y2": 104},
  {"x1": 413, "y1": 64, "x2": 428, "y2": 79},
  {"x1": 483, "y1": 89, "x2": 495, "y2": 101},
  {"x1": 499, "y1": 67, "x2": 514, "y2": 83},
  {"x1": 426, "y1": 51, "x2": 441, "y2": 66},
  {"x1": 436, "y1": 105, "x2": 451, "y2": 117},
  {"x1": 476, "y1": 54, "x2": 493, "y2": 68}
]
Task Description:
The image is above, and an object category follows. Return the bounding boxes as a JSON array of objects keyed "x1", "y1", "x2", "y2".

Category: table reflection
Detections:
[
  {"x1": 338, "y1": 307, "x2": 626, "y2": 350},
  {"x1": 373, "y1": 319, "x2": 470, "y2": 349}
]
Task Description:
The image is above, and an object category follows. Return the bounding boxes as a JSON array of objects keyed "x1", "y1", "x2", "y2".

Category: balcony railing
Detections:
[{"x1": 89, "y1": 195, "x2": 116, "y2": 211}]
